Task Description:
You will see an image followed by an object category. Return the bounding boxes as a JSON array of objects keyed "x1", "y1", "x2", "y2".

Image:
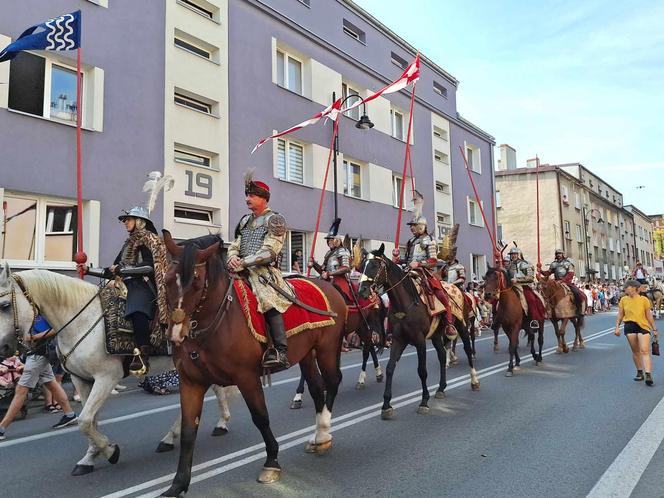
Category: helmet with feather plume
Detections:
[
  {"x1": 119, "y1": 171, "x2": 174, "y2": 234},
  {"x1": 325, "y1": 218, "x2": 343, "y2": 241},
  {"x1": 406, "y1": 190, "x2": 427, "y2": 227}
]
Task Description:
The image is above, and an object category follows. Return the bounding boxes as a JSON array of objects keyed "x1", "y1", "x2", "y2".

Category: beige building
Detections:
[
  {"x1": 624, "y1": 205, "x2": 655, "y2": 275},
  {"x1": 496, "y1": 155, "x2": 628, "y2": 282}
]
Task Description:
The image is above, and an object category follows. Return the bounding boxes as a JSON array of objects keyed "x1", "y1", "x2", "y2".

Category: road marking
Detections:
[
  {"x1": 587, "y1": 392, "x2": 664, "y2": 498},
  {"x1": 0, "y1": 330, "x2": 511, "y2": 448},
  {"x1": 104, "y1": 327, "x2": 615, "y2": 498}
]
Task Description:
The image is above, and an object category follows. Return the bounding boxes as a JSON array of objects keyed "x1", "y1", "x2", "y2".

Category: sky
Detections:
[{"x1": 355, "y1": 0, "x2": 664, "y2": 215}]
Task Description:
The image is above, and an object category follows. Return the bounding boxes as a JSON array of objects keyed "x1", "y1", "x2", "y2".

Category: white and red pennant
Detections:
[{"x1": 252, "y1": 54, "x2": 420, "y2": 153}]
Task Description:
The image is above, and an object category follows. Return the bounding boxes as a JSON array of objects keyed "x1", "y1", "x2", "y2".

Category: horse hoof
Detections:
[
  {"x1": 304, "y1": 439, "x2": 332, "y2": 454},
  {"x1": 471, "y1": 382, "x2": 480, "y2": 391},
  {"x1": 493, "y1": 345, "x2": 500, "y2": 352},
  {"x1": 555, "y1": 347, "x2": 562, "y2": 354},
  {"x1": 505, "y1": 371, "x2": 514, "y2": 377},
  {"x1": 257, "y1": 466, "x2": 282, "y2": 483},
  {"x1": 108, "y1": 444, "x2": 120, "y2": 465},
  {"x1": 417, "y1": 405, "x2": 430, "y2": 415},
  {"x1": 535, "y1": 361, "x2": 541, "y2": 367},
  {"x1": 513, "y1": 366, "x2": 521, "y2": 372},
  {"x1": 580, "y1": 343, "x2": 586, "y2": 349},
  {"x1": 212, "y1": 426, "x2": 229, "y2": 436},
  {"x1": 434, "y1": 390, "x2": 446, "y2": 399},
  {"x1": 71, "y1": 464, "x2": 94, "y2": 476},
  {"x1": 290, "y1": 400, "x2": 302, "y2": 410},
  {"x1": 156, "y1": 441, "x2": 175, "y2": 453},
  {"x1": 381, "y1": 408, "x2": 394, "y2": 420},
  {"x1": 355, "y1": 382, "x2": 365, "y2": 390},
  {"x1": 376, "y1": 374, "x2": 384, "y2": 383}
]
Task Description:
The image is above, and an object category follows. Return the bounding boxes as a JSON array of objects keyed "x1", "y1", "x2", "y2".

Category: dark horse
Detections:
[
  {"x1": 357, "y1": 245, "x2": 479, "y2": 420},
  {"x1": 483, "y1": 267, "x2": 545, "y2": 376},
  {"x1": 161, "y1": 232, "x2": 347, "y2": 497},
  {"x1": 539, "y1": 277, "x2": 585, "y2": 353}
]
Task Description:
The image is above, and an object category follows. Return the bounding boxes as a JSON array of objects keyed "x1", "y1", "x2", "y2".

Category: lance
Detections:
[{"x1": 535, "y1": 155, "x2": 542, "y2": 274}]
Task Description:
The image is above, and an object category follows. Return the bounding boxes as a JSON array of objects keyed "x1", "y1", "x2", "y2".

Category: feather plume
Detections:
[
  {"x1": 143, "y1": 171, "x2": 174, "y2": 214},
  {"x1": 352, "y1": 237, "x2": 364, "y2": 269},
  {"x1": 244, "y1": 168, "x2": 255, "y2": 188},
  {"x1": 412, "y1": 190, "x2": 424, "y2": 220}
]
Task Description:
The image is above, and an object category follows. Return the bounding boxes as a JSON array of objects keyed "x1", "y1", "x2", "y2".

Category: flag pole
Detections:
[
  {"x1": 74, "y1": 46, "x2": 87, "y2": 278},
  {"x1": 536, "y1": 155, "x2": 541, "y2": 273},
  {"x1": 393, "y1": 81, "x2": 417, "y2": 257}
]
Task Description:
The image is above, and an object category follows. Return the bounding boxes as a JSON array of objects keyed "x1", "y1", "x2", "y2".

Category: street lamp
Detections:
[
  {"x1": 332, "y1": 91, "x2": 374, "y2": 220},
  {"x1": 582, "y1": 206, "x2": 604, "y2": 282}
]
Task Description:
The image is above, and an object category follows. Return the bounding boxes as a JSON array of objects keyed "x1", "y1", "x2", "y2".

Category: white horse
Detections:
[
  {"x1": 0, "y1": 264, "x2": 234, "y2": 474},
  {"x1": 648, "y1": 278, "x2": 664, "y2": 319}
]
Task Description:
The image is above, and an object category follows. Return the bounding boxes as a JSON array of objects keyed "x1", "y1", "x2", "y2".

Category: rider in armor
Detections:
[
  {"x1": 445, "y1": 259, "x2": 466, "y2": 290},
  {"x1": 539, "y1": 248, "x2": 584, "y2": 316},
  {"x1": 309, "y1": 218, "x2": 353, "y2": 295},
  {"x1": 227, "y1": 171, "x2": 290, "y2": 370},
  {"x1": 395, "y1": 193, "x2": 457, "y2": 339},
  {"x1": 507, "y1": 247, "x2": 546, "y2": 328}
]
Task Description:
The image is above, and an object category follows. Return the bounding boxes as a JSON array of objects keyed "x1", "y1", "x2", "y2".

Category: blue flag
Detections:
[{"x1": 0, "y1": 10, "x2": 81, "y2": 63}]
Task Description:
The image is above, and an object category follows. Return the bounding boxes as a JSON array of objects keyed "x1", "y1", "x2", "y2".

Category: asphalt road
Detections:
[{"x1": 2, "y1": 311, "x2": 664, "y2": 498}]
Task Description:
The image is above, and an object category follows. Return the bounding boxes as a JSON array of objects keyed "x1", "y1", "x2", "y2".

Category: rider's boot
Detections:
[
  {"x1": 433, "y1": 289, "x2": 458, "y2": 340},
  {"x1": 263, "y1": 309, "x2": 290, "y2": 371},
  {"x1": 129, "y1": 345, "x2": 151, "y2": 376}
]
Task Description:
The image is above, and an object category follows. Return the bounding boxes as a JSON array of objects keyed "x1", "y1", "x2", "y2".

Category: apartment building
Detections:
[{"x1": 624, "y1": 205, "x2": 655, "y2": 274}]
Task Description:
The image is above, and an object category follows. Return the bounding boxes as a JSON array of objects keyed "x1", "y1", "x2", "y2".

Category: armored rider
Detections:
[
  {"x1": 507, "y1": 247, "x2": 546, "y2": 328},
  {"x1": 227, "y1": 171, "x2": 291, "y2": 370},
  {"x1": 445, "y1": 258, "x2": 467, "y2": 290},
  {"x1": 539, "y1": 248, "x2": 584, "y2": 316},
  {"x1": 309, "y1": 218, "x2": 352, "y2": 294},
  {"x1": 396, "y1": 203, "x2": 457, "y2": 339}
]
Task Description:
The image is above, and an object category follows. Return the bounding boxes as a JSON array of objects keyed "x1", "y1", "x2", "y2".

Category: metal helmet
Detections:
[
  {"x1": 118, "y1": 206, "x2": 157, "y2": 234},
  {"x1": 554, "y1": 248, "x2": 565, "y2": 257},
  {"x1": 508, "y1": 247, "x2": 522, "y2": 257},
  {"x1": 406, "y1": 215, "x2": 428, "y2": 228},
  {"x1": 324, "y1": 218, "x2": 343, "y2": 241}
]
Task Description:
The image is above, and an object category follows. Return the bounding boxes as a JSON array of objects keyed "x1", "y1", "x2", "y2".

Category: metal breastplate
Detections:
[
  {"x1": 447, "y1": 264, "x2": 463, "y2": 283},
  {"x1": 408, "y1": 236, "x2": 431, "y2": 264},
  {"x1": 324, "y1": 249, "x2": 340, "y2": 272},
  {"x1": 510, "y1": 261, "x2": 528, "y2": 279},
  {"x1": 551, "y1": 261, "x2": 568, "y2": 279},
  {"x1": 239, "y1": 216, "x2": 269, "y2": 258}
]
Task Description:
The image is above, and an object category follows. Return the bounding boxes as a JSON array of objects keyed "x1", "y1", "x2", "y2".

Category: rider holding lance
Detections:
[
  {"x1": 309, "y1": 218, "x2": 351, "y2": 290},
  {"x1": 507, "y1": 247, "x2": 546, "y2": 328},
  {"x1": 539, "y1": 248, "x2": 584, "y2": 316},
  {"x1": 444, "y1": 258, "x2": 466, "y2": 290},
  {"x1": 227, "y1": 170, "x2": 290, "y2": 371}
]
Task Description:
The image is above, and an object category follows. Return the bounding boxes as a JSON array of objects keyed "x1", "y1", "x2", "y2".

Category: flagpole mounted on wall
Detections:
[{"x1": 73, "y1": 44, "x2": 86, "y2": 278}]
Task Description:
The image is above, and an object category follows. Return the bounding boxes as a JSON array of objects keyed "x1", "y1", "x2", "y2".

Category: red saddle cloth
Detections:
[
  {"x1": 233, "y1": 278, "x2": 336, "y2": 343},
  {"x1": 333, "y1": 276, "x2": 376, "y2": 313}
]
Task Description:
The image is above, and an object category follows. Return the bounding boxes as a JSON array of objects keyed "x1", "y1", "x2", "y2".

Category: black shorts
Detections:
[{"x1": 624, "y1": 321, "x2": 650, "y2": 335}]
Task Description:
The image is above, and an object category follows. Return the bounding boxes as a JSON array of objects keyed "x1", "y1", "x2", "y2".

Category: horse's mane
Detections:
[
  {"x1": 16, "y1": 270, "x2": 98, "y2": 309},
  {"x1": 178, "y1": 234, "x2": 225, "y2": 289},
  {"x1": 375, "y1": 252, "x2": 421, "y2": 303}
]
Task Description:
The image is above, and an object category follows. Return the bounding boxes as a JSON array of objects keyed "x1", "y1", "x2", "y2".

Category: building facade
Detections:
[
  {"x1": 1, "y1": 0, "x2": 495, "y2": 277},
  {"x1": 624, "y1": 205, "x2": 655, "y2": 275}
]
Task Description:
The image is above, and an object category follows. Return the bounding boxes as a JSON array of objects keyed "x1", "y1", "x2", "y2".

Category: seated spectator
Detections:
[{"x1": 139, "y1": 369, "x2": 180, "y2": 395}]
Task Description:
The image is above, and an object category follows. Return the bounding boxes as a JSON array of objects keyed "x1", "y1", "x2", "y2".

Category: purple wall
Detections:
[
  {"x1": 0, "y1": 0, "x2": 165, "y2": 265},
  {"x1": 229, "y1": 0, "x2": 494, "y2": 272}
]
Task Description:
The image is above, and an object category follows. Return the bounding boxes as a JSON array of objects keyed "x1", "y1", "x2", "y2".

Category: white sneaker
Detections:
[
  {"x1": 114, "y1": 384, "x2": 128, "y2": 391},
  {"x1": 110, "y1": 389, "x2": 119, "y2": 395},
  {"x1": 73, "y1": 393, "x2": 81, "y2": 402}
]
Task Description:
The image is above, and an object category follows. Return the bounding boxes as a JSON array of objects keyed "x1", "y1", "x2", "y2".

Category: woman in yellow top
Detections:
[{"x1": 615, "y1": 279, "x2": 658, "y2": 385}]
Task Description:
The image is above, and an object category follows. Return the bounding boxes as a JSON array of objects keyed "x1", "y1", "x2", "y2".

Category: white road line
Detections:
[
  {"x1": 586, "y1": 393, "x2": 664, "y2": 498},
  {"x1": 0, "y1": 330, "x2": 506, "y2": 448},
  {"x1": 105, "y1": 327, "x2": 615, "y2": 498}
]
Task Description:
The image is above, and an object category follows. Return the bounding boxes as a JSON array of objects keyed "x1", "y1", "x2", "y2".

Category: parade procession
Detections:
[{"x1": 1, "y1": 1, "x2": 664, "y2": 497}]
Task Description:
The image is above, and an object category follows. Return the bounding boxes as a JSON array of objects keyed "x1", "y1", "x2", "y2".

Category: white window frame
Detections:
[
  {"x1": 341, "y1": 82, "x2": 361, "y2": 120},
  {"x1": 495, "y1": 191, "x2": 502, "y2": 208},
  {"x1": 464, "y1": 142, "x2": 481, "y2": 174},
  {"x1": 276, "y1": 138, "x2": 305, "y2": 184},
  {"x1": 467, "y1": 197, "x2": 484, "y2": 227},
  {"x1": 280, "y1": 230, "x2": 308, "y2": 274},
  {"x1": 390, "y1": 108, "x2": 405, "y2": 141},
  {"x1": 564, "y1": 220, "x2": 571, "y2": 239},
  {"x1": 45, "y1": 60, "x2": 82, "y2": 125},
  {"x1": 576, "y1": 224, "x2": 583, "y2": 242},
  {"x1": 276, "y1": 49, "x2": 304, "y2": 96},
  {"x1": 434, "y1": 150, "x2": 449, "y2": 164},
  {"x1": 174, "y1": 204, "x2": 215, "y2": 226},
  {"x1": 471, "y1": 253, "x2": 487, "y2": 282},
  {"x1": 392, "y1": 174, "x2": 414, "y2": 209},
  {"x1": 177, "y1": 0, "x2": 216, "y2": 20},
  {"x1": 174, "y1": 36, "x2": 212, "y2": 60},
  {"x1": 435, "y1": 181, "x2": 450, "y2": 194},
  {"x1": 574, "y1": 192, "x2": 581, "y2": 210},
  {"x1": 0, "y1": 192, "x2": 98, "y2": 269},
  {"x1": 174, "y1": 91, "x2": 213, "y2": 114},
  {"x1": 433, "y1": 126, "x2": 448, "y2": 141},
  {"x1": 174, "y1": 147, "x2": 213, "y2": 169},
  {"x1": 343, "y1": 159, "x2": 363, "y2": 199}
]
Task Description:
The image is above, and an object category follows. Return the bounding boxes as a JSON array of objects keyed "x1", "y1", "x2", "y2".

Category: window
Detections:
[
  {"x1": 564, "y1": 220, "x2": 571, "y2": 239},
  {"x1": 343, "y1": 160, "x2": 362, "y2": 198},
  {"x1": 280, "y1": 231, "x2": 307, "y2": 273},
  {"x1": 174, "y1": 148, "x2": 212, "y2": 168},
  {"x1": 497, "y1": 224, "x2": 504, "y2": 244},
  {"x1": 391, "y1": 52, "x2": 407, "y2": 70},
  {"x1": 561, "y1": 185, "x2": 569, "y2": 204},
  {"x1": 434, "y1": 150, "x2": 449, "y2": 164},
  {"x1": 342, "y1": 82, "x2": 360, "y2": 120},
  {"x1": 175, "y1": 37, "x2": 211, "y2": 60},
  {"x1": 576, "y1": 225, "x2": 583, "y2": 242},
  {"x1": 277, "y1": 139, "x2": 304, "y2": 184},
  {"x1": 276, "y1": 49, "x2": 303, "y2": 95},
  {"x1": 435, "y1": 182, "x2": 450, "y2": 194},
  {"x1": 342, "y1": 19, "x2": 366, "y2": 43},
  {"x1": 390, "y1": 108, "x2": 404, "y2": 140},
  {"x1": 0, "y1": 194, "x2": 84, "y2": 265},
  {"x1": 392, "y1": 175, "x2": 414, "y2": 209},
  {"x1": 177, "y1": 0, "x2": 214, "y2": 19},
  {"x1": 465, "y1": 143, "x2": 481, "y2": 173},
  {"x1": 174, "y1": 92, "x2": 212, "y2": 114},
  {"x1": 9, "y1": 53, "x2": 82, "y2": 125},
  {"x1": 433, "y1": 81, "x2": 448, "y2": 98},
  {"x1": 174, "y1": 205, "x2": 213, "y2": 224},
  {"x1": 297, "y1": 0, "x2": 311, "y2": 6},
  {"x1": 467, "y1": 197, "x2": 484, "y2": 227},
  {"x1": 574, "y1": 192, "x2": 581, "y2": 210},
  {"x1": 495, "y1": 191, "x2": 502, "y2": 208},
  {"x1": 433, "y1": 126, "x2": 448, "y2": 141},
  {"x1": 471, "y1": 254, "x2": 487, "y2": 282}
]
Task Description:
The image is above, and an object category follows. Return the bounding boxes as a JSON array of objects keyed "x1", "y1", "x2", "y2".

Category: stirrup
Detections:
[
  {"x1": 129, "y1": 347, "x2": 148, "y2": 376},
  {"x1": 445, "y1": 324, "x2": 458, "y2": 340},
  {"x1": 529, "y1": 320, "x2": 540, "y2": 329},
  {"x1": 262, "y1": 348, "x2": 290, "y2": 370}
]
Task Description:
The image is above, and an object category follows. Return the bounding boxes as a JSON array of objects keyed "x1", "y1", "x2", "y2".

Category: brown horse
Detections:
[
  {"x1": 539, "y1": 277, "x2": 585, "y2": 353},
  {"x1": 358, "y1": 246, "x2": 479, "y2": 421},
  {"x1": 161, "y1": 233, "x2": 347, "y2": 497},
  {"x1": 484, "y1": 267, "x2": 545, "y2": 376}
]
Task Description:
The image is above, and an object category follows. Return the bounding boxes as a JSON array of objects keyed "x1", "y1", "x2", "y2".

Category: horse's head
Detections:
[
  {"x1": 0, "y1": 263, "x2": 34, "y2": 359},
  {"x1": 163, "y1": 231, "x2": 223, "y2": 345},
  {"x1": 483, "y1": 266, "x2": 508, "y2": 301},
  {"x1": 358, "y1": 244, "x2": 387, "y2": 300}
]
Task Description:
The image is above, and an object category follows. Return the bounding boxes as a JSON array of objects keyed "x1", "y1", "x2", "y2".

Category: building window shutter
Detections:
[
  {"x1": 277, "y1": 139, "x2": 287, "y2": 180},
  {"x1": 288, "y1": 142, "x2": 304, "y2": 183}
]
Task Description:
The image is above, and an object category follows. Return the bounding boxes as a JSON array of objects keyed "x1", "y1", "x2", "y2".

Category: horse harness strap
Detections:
[
  {"x1": 59, "y1": 313, "x2": 105, "y2": 370},
  {"x1": 189, "y1": 276, "x2": 235, "y2": 340}
]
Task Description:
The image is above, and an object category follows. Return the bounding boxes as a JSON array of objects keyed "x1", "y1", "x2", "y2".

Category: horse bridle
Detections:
[
  {"x1": 169, "y1": 260, "x2": 234, "y2": 341},
  {"x1": 0, "y1": 274, "x2": 38, "y2": 349},
  {"x1": 359, "y1": 254, "x2": 413, "y2": 297}
]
